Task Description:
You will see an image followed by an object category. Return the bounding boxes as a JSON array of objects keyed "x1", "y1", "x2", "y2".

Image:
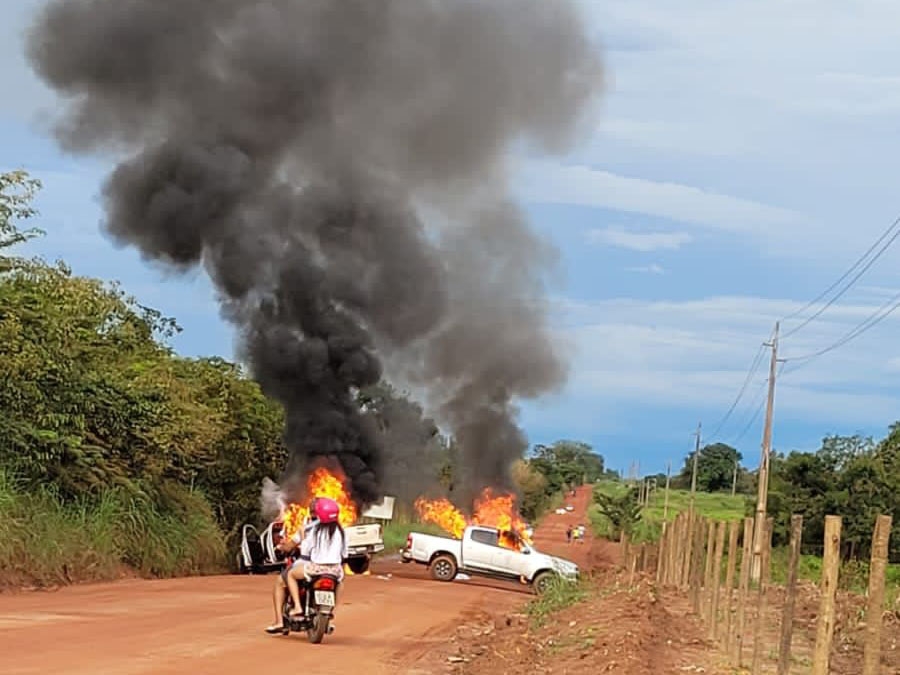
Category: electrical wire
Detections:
[
  {"x1": 782, "y1": 286, "x2": 900, "y2": 371},
  {"x1": 780, "y1": 214, "x2": 900, "y2": 340},
  {"x1": 705, "y1": 342, "x2": 767, "y2": 442}
]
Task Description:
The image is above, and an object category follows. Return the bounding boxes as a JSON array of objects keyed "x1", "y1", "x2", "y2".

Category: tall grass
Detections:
[
  {"x1": 527, "y1": 575, "x2": 589, "y2": 627},
  {"x1": 0, "y1": 469, "x2": 226, "y2": 588}
]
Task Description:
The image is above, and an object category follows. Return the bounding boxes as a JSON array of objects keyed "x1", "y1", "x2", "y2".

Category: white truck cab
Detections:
[{"x1": 401, "y1": 524, "x2": 579, "y2": 594}]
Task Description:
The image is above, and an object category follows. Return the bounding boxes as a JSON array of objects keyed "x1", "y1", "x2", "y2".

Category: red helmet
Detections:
[{"x1": 313, "y1": 497, "x2": 340, "y2": 524}]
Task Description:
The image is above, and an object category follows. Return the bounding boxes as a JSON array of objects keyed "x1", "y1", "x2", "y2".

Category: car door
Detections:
[
  {"x1": 464, "y1": 528, "x2": 500, "y2": 571},
  {"x1": 489, "y1": 531, "x2": 528, "y2": 576}
]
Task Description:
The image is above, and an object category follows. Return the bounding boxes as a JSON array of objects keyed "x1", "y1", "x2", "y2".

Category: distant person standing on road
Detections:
[
  {"x1": 565, "y1": 526, "x2": 572, "y2": 544},
  {"x1": 571, "y1": 526, "x2": 580, "y2": 544}
]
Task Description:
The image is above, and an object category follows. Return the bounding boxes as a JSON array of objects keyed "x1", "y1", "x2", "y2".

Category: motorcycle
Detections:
[{"x1": 281, "y1": 572, "x2": 340, "y2": 644}]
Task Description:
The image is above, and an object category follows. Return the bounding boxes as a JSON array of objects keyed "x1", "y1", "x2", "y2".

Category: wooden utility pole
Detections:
[
  {"x1": 663, "y1": 461, "x2": 671, "y2": 523},
  {"x1": 690, "y1": 422, "x2": 702, "y2": 515},
  {"x1": 731, "y1": 459, "x2": 739, "y2": 496},
  {"x1": 751, "y1": 322, "x2": 779, "y2": 582}
]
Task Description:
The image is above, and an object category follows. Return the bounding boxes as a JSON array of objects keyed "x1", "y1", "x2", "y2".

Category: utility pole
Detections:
[
  {"x1": 751, "y1": 321, "x2": 780, "y2": 582},
  {"x1": 731, "y1": 459, "x2": 739, "y2": 496},
  {"x1": 689, "y1": 422, "x2": 702, "y2": 516},
  {"x1": 663, "y1": 461, "x2": 671, "y2": 523}
]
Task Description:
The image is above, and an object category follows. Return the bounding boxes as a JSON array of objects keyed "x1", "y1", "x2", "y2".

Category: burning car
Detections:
[{"x1": 236, "y1": 468, "x2": 395, "y2": 575}]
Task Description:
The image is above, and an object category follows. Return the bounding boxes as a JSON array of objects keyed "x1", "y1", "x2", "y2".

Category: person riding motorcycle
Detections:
[{"x1": 265, "y1": 497, "x2": 347, "y2": 634}]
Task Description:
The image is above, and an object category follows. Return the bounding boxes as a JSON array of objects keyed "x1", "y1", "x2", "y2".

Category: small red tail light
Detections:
[{"x1": 314, "y1": 577, "x2": 336, "y2": 590}]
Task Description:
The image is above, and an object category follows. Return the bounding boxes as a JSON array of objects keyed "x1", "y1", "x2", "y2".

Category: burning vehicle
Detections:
[
  {"x1": 403, "y1": 489, "x2": 578, "y2": 593},
  {"x1": 237, "y1": 468, "x2": 394, "y2": 576}
]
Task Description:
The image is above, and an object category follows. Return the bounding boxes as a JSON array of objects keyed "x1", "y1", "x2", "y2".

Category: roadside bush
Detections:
[{"x1": 0, "y1": 468, "x2": 226, "y2": 587}]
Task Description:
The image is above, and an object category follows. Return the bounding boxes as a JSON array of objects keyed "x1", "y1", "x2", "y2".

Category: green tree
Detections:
[
  {"x1": 675, "y1": 442, "x2": 742, "y2": 492},
  {"x1": 530, "y1": 440, "x2": 605, "y2": 491},
  {"x1": 511, "y1": 459, "x2": 549, "y2": 521},
  {"x1": 593, "y1": 486, "x2": 643, "y2": 539},
  {"x1": 1, "y1": 170, "x2": 44, "y2": 272}
]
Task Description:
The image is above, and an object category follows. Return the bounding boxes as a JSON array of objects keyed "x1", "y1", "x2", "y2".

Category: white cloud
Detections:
[
  {"x1": 553, "y1": 292, "x2": 900, "y2": 437},
  {"x1": 587, "y1": 225, "x2": 691, "y2": 251},
  {"x1": 517, "y1": 161, "x2": 808, "y2": 235}
]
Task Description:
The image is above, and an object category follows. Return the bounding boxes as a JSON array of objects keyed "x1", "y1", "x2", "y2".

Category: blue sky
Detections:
[{"x1": 4, "y1": 0, "x2": 900, "y2": 477}]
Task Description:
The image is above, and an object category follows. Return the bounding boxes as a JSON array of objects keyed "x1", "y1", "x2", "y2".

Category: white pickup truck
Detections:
[
  {"x1": 400, "y1": 525, "x2": 579, "y2": 594},
  {"x1": 237, "y1": 497, "x2": 395, "y2": 575}
]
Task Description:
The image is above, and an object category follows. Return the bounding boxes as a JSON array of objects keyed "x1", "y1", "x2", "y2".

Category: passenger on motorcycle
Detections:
[{"x1": 265, "y1": 497, "x2": 347, "y2": 634}]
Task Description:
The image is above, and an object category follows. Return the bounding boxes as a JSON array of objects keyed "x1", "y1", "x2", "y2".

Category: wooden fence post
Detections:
[
  {"x1": 733, "y1": 516, "x2": 754, "y2": 666},
  {"x1": 681, "y1": 511, "x2": 696, "y2": 590},
  {"x1": 669, "y1": 513, "x2": 687, "y2": 588},
  {"x1": 709, "y1": 520, "x2": 727, "y2": 640},
  {"x1": 702, "y1": 522, "x2": 717, "y2": 624},
  {"x1": 777, "y1": 514, "x2": 804, "y2": 675},
  {"x1": 674, "y1": 511, "x2": 687, "y2": 587},
  {"x1": 657, "y1": 520, "x2": 668, "y2": 584},
  {"x1": 665, "y1": 514, "x2": 676, "y2": 586},
  {"x1": 751, "y1": 517, "x2": 774, "y2": 675},
  {"x1": 811, "y1": 515, "x2": 842, "y2": 675},
  {"x1": 690, "y1": 518, "x2": 707, "y2": 614},
  {"x1": 863, "y1": 514, "x2": 892, "y2": 675},
  {"x1": 724, "y1": 520, "x2": 740, "y2": 651}
]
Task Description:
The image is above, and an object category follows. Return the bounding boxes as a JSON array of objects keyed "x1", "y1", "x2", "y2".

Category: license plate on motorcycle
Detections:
[{"x1": 314, "y1": 590, "x2": 335, "y2": 606}]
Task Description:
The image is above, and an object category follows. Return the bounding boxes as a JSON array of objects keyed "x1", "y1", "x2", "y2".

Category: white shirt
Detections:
[{"x1": 294, "y1": 524, "x2": 348, "y2": 565}]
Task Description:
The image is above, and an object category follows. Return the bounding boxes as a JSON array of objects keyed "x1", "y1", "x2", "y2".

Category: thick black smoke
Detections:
[{"x1": 26, "y1": 0, "x2": 603, "y2": 507}]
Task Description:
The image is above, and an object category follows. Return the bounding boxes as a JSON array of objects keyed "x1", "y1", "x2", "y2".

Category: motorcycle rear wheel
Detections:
[{"x1": 307, "y1": 612, "x2": 330, "y2": 644}]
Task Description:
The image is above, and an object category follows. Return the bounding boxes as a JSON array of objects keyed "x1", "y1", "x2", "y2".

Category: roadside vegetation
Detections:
[
  {"x1": 526, "y1": 574, "x2": 591, "y2": 627},
  {"x1": 590, "y1": 431, "x2": 900, "y2": 603}
]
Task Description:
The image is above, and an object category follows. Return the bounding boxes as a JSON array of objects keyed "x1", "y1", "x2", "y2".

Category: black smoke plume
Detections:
[{"x1": 26, "y1": 0, "x2": 603, "y2": 507}]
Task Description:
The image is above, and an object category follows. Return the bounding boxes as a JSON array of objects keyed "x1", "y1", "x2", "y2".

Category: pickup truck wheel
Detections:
[
  {"x1": 430, "y1": 554, "x2": 458, "y2": 582},
  {"x1": 532, "y1": 571, "x2": 557, "y2": 595}
]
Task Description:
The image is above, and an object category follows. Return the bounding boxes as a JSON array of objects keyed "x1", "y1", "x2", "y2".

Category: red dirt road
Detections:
[
  {"x1": 0, "y1": 560, "x2": 528, "y2": 675},
  {"x1": 0, "y1": 490, "x2": 596, "y2": 675}
]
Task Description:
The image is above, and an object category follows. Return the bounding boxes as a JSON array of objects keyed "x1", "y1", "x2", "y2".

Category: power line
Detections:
[
  {"x1": 780, "y1": 214, "x2": 900, "y2": 340},
  {"x1": 783, "y1": 286, "x2": 900, "y2": 371},
  {"x1": 706, "y1": 341, "x2": 768, "y2": 442}
]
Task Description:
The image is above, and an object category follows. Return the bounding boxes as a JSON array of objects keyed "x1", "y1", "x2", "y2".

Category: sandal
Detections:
[
  {"x1": 265, "y1": 624, "x2": 285, "y2": 635},
  {"x1": 289, "y1": 609, "x2": 305, "y2": 618}
]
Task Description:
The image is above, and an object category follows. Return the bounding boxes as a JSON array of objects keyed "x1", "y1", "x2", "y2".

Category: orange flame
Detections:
[
  {"x1": 279, "y1": 466, "x2": 358, "y2": 539},
  {"x1": 413, "y1": 488, "x2": 531, "y2": 550},
  {"x1": 472, "y1": 487, "x2": 532, "y2": 549},
  {"x1": 414, "y1": 496, "x2": 468, "y2": 539}
]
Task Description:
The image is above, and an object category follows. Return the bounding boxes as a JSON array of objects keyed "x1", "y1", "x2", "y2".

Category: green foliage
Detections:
[
  {"x1": 589, "y1": 481, "x2": 745, "y2": 542},
  {"x1": 0, "y1": 170, "x2": 44, "y2": 272},
  {"x1": 674, "y1": 442, "x2": 744, "y2": 492},
  {"x1": 0, "y1": 469, "x2": 225, "y2": 586},
  {"x1": 0, "y1": 169, "x2": 290, "y2": 575},
  {"x1": 530, "y1": 440, "x2": 605, "y2": 492},
  {"x1": 766, "y1": 431, "x2": 900, "y2": 561},
  {"x1": 517, "y1": 440, "x2": 605, "y2": 522},
  {"x1": 592, "y1": 484, "x2": 642, "y2": 539},
  {"x1": 526, "y1": 575, "x2": 589, "y2": 627}
]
